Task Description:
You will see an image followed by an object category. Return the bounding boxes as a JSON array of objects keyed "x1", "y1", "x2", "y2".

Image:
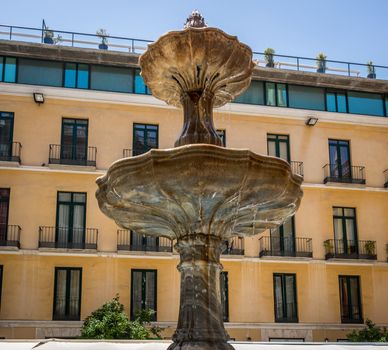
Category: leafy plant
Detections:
[
  {"x1": 364, "y1": 240, "x2": 375, "y2": 255},
  {"x1": 323, "y1": 240, "x2": 333, "y2": 252},
  {"x1": 347, "y1": 319, "x2": 388, "y2": 342},
  {"x1": 43, "y1": 28, "x2": 54, "y2": 39},
  {"x1": 81, "y1": 295, "x2": 161, "y2": 339},
  {"x1": 264, "y1": 48, "x2": 275, "y2": 67},
  {"x1": 96, "y1": 28, "x2": 109, "y2": 46},
  {"x1": 316, "y1": 52, "x2": 327, "y2": 73}
]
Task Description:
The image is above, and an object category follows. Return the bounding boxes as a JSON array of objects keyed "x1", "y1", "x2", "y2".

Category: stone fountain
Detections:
[{"x1": 96, "y1": 11, "x2": 303, "y2": 350}]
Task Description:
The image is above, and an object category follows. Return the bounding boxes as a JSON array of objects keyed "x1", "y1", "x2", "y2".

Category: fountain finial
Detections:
[{"x1": 184, "y1": 10, "x2": 207, "y2": 28}]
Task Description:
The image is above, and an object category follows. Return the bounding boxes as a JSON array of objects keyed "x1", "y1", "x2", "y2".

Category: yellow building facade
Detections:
[{"x1": 0, "y1": 38, "x2": 387, "y2": 341}]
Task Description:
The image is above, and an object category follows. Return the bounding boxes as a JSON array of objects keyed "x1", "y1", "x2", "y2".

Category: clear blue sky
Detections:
[{"x1": 1, "y1": 0, "x2": 388, "y2": 65}]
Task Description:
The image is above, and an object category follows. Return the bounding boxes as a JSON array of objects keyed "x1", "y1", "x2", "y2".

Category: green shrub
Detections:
[{"x1": 347, "y1": 319, "x2": 388, "y2": 342}]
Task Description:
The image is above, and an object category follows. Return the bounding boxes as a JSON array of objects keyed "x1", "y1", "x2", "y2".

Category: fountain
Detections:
[{"x1": 96, "y1": 11, "x2": 303, "y2": 350}]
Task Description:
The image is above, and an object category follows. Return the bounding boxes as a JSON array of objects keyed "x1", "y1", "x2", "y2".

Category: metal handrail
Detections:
[
  {"x1": 259, "y1": 236, "x2": 312, "y2": 258},
  {"x1": 0, "y1": 141, "x2": 22, "y2": 163},
  {"x1": 324, "y1": 239, "x2": 377, "y2": 260},
  {"x1": 0, "y1": 224, "x2": 21, "y2": 247},
  {"x1": 39, "y1": 226, "x2": 98, "y2": 249},
  {"x1": 290, "y1": 161, "x2": 304, "y2": 178},
  {"x1": 323, "y1": 164, "x2": 365, "y2": 184},
  {"x1": 48, "y1": 144, "x2": 97, "y2": 167},
  {"x1": 117, "y1": 229, "x2": 173, "y2": 252}
]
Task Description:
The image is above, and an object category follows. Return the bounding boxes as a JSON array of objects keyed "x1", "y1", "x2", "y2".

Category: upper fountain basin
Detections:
[
  {"x1": 96, "y1": 144, "x2": 303, "y2": 240},
  {"x1": 139, "y1": 27, "x2": 255, "y2": 108}
]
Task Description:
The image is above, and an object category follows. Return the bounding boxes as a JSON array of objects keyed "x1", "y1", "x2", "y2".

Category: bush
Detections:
[
  {"x1": 81, "y1": 295, "x2": 161, "y2": 339},
  {"x1": 347, "y1": 319, "x2": 388, "y2": 342}
]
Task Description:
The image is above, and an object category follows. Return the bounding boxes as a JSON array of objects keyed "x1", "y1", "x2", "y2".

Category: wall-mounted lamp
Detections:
[
  {"x1": 305, "y1": 117, "x2": 318, "y2": 126},
  {"x1": 33, "y1": 92, "x2": 45, "y2": 105}
]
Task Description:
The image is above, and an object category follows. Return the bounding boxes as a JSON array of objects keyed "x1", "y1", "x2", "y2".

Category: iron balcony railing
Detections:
[
  {"x1": 49, "y1": 144, "x2": 97, "y2": 167},
  {"x1": 0, "y1": 224, "x2": 21, "y2": 248},
  {"x1": 324, "y1": 239, "x2": 377, "y2": 260},
  {"x1": 39, "y1": 226, "x2": 98, "y2": 250},
  {"x1": 0, "y1": 142, "x2": 22, "y2": 163},
  {"x1": 259, "y1": 236, "x2": 312, "y2": 258},
  {"x1": 117, "y1": 229, "x2": 173, "y2": 253},
  {"x1": 341, "y1": 304, "x2": 363, "y2": 324},
  {"x1": 222, "y1": 237, "x2": 244, "y2": 255},
  {"x1": 323, "y1": 164, "x2": 366, "y2": 185},
  {"x1": 1, "y1": 24, "x2": 388, "y2": 79},
  {"x1": 384, "y1": 169, "x2": 388, "y2": 188},
  {"x1": 290, "y1": 161, "x2": 304, "y2": 178}
]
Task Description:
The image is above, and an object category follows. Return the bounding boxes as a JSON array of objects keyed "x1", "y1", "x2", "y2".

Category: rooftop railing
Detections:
[{"x1": 1, "y1": 24, "x2": 387, "y2": 80}]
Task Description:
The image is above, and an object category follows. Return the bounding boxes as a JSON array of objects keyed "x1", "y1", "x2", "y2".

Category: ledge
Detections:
[{"x1": 48, "y1": 163, "x2": 96, "y2": 172}]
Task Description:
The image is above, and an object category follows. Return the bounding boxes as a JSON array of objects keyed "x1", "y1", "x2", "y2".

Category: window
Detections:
[
  {"x1": 18, "y1": 58, "x2": 62, "y2": 87},
  {"x1": 265, "y1": 82, "x2": 287, "y2": 107},
  {"x1": 270, "y1": 217, "x2": 295, "y2": 256},
  {"x1": 53, "y1": 267, "x2": 82, "y2": 320},
  {"x1": 130, "y1": 231, "x2": 163, "y2": 251},
  {"x1": 333, "y1": 207, "x2": 358, "y2": 255},
  {"x1": 0, "y1": 189, "x2": 10, "y2": 245},
  {"x1": 64, "y1": 63, "x2": 89, "y2": 89},
  {"x1": 273, "y1": 273, "x2": 298, "y2": 322},
  {"x1": 348, "y1": 91, "x2": 384, "y2": 117},
  {"x1": 220, "y1": 271, "x2": 229, "y2": 322},
  {"x1": 56, "y1": 192, "x2": 86, "y2": 249},
  {"x1": 267, "y1": 134, "x2": 290, "y2": 162},
  {"x1": 328, "y1": 139, "x2": 351, "y2": 180},
  {"x1": 339, "y1": 276, "x2": 362, "y2": 323},
  {"x1": 234, "y1": 80, "x2": 264, "y2": 105},
  {"x1": 217, "y1": 129, "x2": 226, "y2": 147},
  {"x1": 134, "y1": 68, "x2": 150, "y2": 94},
  {"x1": 133, "y1": 123, "x2": 158, "y2": 156},
  {"x1": 60, "y1": 118, "x2": 89, "y2": 165},
  {"x1": 288, "y1": 85, "x2": 325, "y2": 111},
  {"x1": 0, "y1": 57, "x2": 17, "y2": 83},
  {"x1": 131, "y1": 269, "x2": 157, "y2": 320},
  {"x1": 0, "y1": 112, "x2": 14, "y2": 161},
  {"x1": 90, "y1": 65, "x2": 132, "y2": 93},
  {"x1": 385, "y1": 97, "x2": 388, "y2": 117},
  {"x1": 326, "y1": 91, "x2": 348, "y2": 113}
]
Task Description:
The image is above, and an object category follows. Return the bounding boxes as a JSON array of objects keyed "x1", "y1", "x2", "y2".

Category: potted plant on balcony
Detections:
[
  {"x1": 316, "y1": 52, "x2": 327, "y2": 73},
  {"x1": 96, "y1": 28, "x2": 109, "y2": 50},
  {"x1": 323, "y1": 240, "x2": 333, "y2": 253},
  {"x1": 367, "y1": 61, "x2": 376, "y2": 79},
  {"x1": 43, "y1": 28, "x2": 54, "y2": 44},
  {"x1": 264, "y1": 48, "x2": 275, "y2": 68},
  {"x1": 364, "y1": 240, "x2": 376, "y2": 255}
]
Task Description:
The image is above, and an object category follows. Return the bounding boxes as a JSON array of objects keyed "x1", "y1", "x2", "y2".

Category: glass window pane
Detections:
[
  {"x1": 385, "y1": 97, "x2": 388, "y2": 117},
  {"x1": 345, "y1": 219, "x2": 356, "y2": 242},
  {"x1": 234, "y1": 80, "x2": 264, "y2": 105},
  {"x1": 333, "y1": 218, "x2": 343, "y2": 241},
  {"x1": 266, "y1": 83, "x2": 276, "y2": 106},
  {"x1": 18, "y1": 58, "x2": 62, "y2": 86},
  {"x1": 145, "y1": 271, "x2": 156, "y2": 313},
  {"x1": 348, "y1": 91, "x2": 384, "y2": 116},
  {"x1": 55, "y1": 269, "x2": 67, "y2": 318},
  {"x1": 58, "y1": 192, "x2": 71, "y2": 202},
  {"x1": 279, "y1": 142, "x2": 288, "y2": 161},
  {"x1": 4, "y1": 57, "x2": 17, "y2": 83},
  {"x1": 267, "y1": 140, "x2": 276, "y2": 157},
  {"x1": 277, "y1": 84, "x2": 287, "y2": 107},
  {"x1": 91, "y1": 65, "x2": 134, "y2": 93},
  {"x1": 0, "y1": 57, "x2": 3, "y2": 81},
  {"x1": 289, "y1": 85, "x2": 325, "y2": 111},
  {"x1": 333, "y1": 207, "x2": 343, "y2": 216},
  {"x1": 326, "y1": 93, "x2": 336, "y2": 112},
  {"x1": 274, "y1": 275, "x2": 283, "y2": 319},
  {"x1": 73, "y1": 193, "x2": 86, "y2": 203},
  {"x1": 77, "y1": 64, "x2": 89, "y2": 89},
  {"x1": 69, "y1": 270, "x2": 80, "y2": 318},
  {"x1": 135, "y1": 69, "x2": 147, "y2": 94},
  {"x1": 337, "y1": 94, "x2": 347, "y2": 113},
  {"x1": 64, "y1": 63, "x2": 77, "y2": 88},
  {"x1": 344, "y1": 208, "x2": 355, "y2": 217},
  {"x1": 131, "y1": 271, "x2": 142, "y2": 318}
]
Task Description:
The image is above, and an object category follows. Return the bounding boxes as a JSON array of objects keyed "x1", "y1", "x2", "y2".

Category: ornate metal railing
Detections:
[
  {"x1": 222, "y1": 237, "x2": 244, "y2": 255},
  {"x1": 290, "y1": 161, "x2": 304, "y2": 178},
  {"x1": 39, "y1": 226, "x2": 98, "y2": 250},
  {"x1": 259, "y1": 236, "x2": 312, "y2": 258},
  {"x1": 49, "y1": 144, "x2": 97, "y2": 167},
  {"x1": 117, "y1": 229, "x2": 173, "y2": 252},
  {"x1": 0, "y1": 142, "x2": 22, "y2": 163},
  {"x1": 324, "y1": 239, "x2": 377, "y2": 260},
  {"x1": 0, "y1": 224, "x2": 21, "y2": 248},
  {"x1": 323, "y1": 164, "x2": 365, "y2": 184}
]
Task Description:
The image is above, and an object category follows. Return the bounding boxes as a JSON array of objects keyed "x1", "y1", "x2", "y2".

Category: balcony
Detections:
[
  {"x1": 222, "y1": 237, "x2": 244, "y2": 255},
  {"x1": 49, "y1": 144, "x2": 97, "y2": 167},
  {"x1": 324, "y1": 239, "x2": 377, "y2": 260},
  {"x1": 39, "y1": 226, "x2": 98, "y2": 250},
  {"x1": 323, "y1": 164, "x2": 365, "y2": 185},
  {"x1": 0, "y1": 224, "x2": 21, "y2": 248},
  {"x1": 384, "y1": 169, "x2": 388, "y2": 188},
  {"x1": 117, "y1": 229, "x2": 173, "y2": 252},
  {"x1": 290, "y1": 161, "x2": 304, "y2": 178},
  {"x1": 259, "y1": 236, "x2": 312, "y2": 258},
  {"x1": 0, "y1": 142, "x2": 22, "y2": 163}
]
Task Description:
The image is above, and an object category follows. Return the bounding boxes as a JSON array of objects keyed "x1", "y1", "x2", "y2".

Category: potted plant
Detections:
[
  {"x1": 43, "y1": 28, "x2": 54, "y2": 44},
  {"x1": 323, "y1": 240, "x2": 333, "y2": 253},
  {"x1": 316, "y1": 52, "x2": 327, "y2": 73},
  {"x1": 367, "y1": 61, "x2": 376, "y2": 79},
  {"x1": 96, "y1": 28, "x2": 109, "y2": 50},
  {"x1": 364, "y1": 240, "x2": 375, "y2": 255},
  {"x1": 264, "y1": 48, "x2": 275, "y2": 68}
]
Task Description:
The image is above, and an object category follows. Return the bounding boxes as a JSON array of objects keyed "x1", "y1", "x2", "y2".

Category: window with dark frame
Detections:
[
  {"x1": 134, "y1": 68, "x2": 150, "y2": 94},
  {"x1": 64, "y1": 63, "x2": 89, "y2": 89},
  {"x1": 131, "y1": 269, "x2": 157, "y2": 321},
  {"x1": 0, "y1": 112, "x2": 14, "y2": 161},
  {"x1": 270, "y1": 217, "x2": 295, "y2": 256},
  {"x1": 60, "y1": 118, "x2": 89, "y2": 165},
  {"x1": 265, "y1": 82, "x2": 288, "y2": 107},
  {"x1": 216, "y1": 129, "x2": 226, "y2": 147},
  {"x1": 0, "y1": 56, "x2": 17, "y2": 83},
  {"x1": 273, "y1": 273, "x2": 298, "y2": 323},
  {"x1": 56, "y1": 192, "x2": 86, "y2": 249},
  {"x1": 333, "y1": 207, "x2": 358, "y2": 255},
  {"x1": 328, "y1": 139, "x2": 351, "y2": 180},
  {"x1": 326, "y1": 90, "x2": 348, "y2": 113},
  {"x1": 133, "y1": 123, "x2": 158, "y2": 156},
  {"x1": 339, "y1": 275, "x2": 363, "y2": 323},
  {"x1": 267, "y1": 134, "x2": 290, "y2": 162},
  {"x1": 0, "y1": 188, "x2": 10, "y2": 245},
  {"x1": 53, "y1": 267, "x2": 82, "y2": 320},
  {"x1": 220, "y1": 271, "x2": 229, "y2": 322}
]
